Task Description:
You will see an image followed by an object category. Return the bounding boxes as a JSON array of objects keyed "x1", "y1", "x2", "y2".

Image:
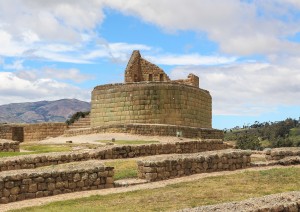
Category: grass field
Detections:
[
  {"x1": 97, "y1": 140, "x2": 159, "y2": 145},
  {"x1": 12, "y1": 167, "x2": 300, "y2": 212},
  {"x1": 104, "y1": 159, "x2": 138, "y2": 180}
]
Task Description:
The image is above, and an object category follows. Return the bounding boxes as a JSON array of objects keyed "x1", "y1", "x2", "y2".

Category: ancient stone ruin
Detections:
[{"x1": 89, "y1": 50, "x2": 222, "y2": 139}]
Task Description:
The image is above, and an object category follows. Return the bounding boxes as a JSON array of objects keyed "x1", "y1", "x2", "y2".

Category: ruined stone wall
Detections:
[
  {"x1": 23, "y1": 123, "x2": 67, "y2": 142},
  {"x1": 265, "y1": 147, "x2": 300, "y2": 160},
  {"x1": 91, "y1": 82, "x2": 212, "y2": 128},
  {"x1": 0, "y1": 123, "x2": 67, "y2": 142},
  {"x1": 0, "y1": 140, "x2": 229, "y2": 172},
  {"x1": 64, "y1": 124, "x2": 223, "y2": 139},
  {"x1": 0, "y1": 160, "x2": 114, "y2": 204},
  {"x1": 0, "y1": 139, "x2": 19, "y2": 152},
  {"x1": 173, "y1": 74, "x2": 199, "y2": 87},
  {"x1": 0, "y1": 125, "x2": 12, "y2": 140},
  {"x1": 137, "y1": 149, "x2": 251, "y2": 181},
  {"x1": 140, "y1": 58, "x2": 170, "y2": 82}
]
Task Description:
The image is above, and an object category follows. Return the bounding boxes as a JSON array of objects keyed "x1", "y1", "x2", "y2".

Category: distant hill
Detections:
[{"x1": 0, "y1": 99, "x2": 90, "y2": 123}]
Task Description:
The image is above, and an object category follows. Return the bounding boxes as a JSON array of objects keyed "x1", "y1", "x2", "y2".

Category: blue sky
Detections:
[{"x1": 0, "y1": 0, "x2": 299, "y2": 129}]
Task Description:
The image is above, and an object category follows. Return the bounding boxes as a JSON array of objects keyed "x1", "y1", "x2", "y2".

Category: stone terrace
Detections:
[
  {"x1": 0, "y1": 140, "x2": 229, "y2": 172},
  {"x1": 265, "y1": 147, "x2": 300, "y2": 160},
  {"x1": 137, "y1": 149, "x2": 251, "y2": 182},
  {"x1": 0, "y1": 160, "x2": 114, "y2": 204},
  {"x1": 0, "y1": 139, "x2": 19, "y2": 152}
]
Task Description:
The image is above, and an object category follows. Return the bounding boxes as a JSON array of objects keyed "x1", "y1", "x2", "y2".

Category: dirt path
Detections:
[
  {"x1": 37, "y1": 133, "x2": 191, "y2": 145},
  {"x1": 2, "y1": 164, "x2": 300, "y2": 212}
]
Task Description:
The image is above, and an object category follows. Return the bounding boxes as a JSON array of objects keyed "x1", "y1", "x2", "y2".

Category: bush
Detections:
[
  {"x1": 66, "y1": 111, "x2": 90, "y2": 125},
  {"x1": 236, "y1": 134, "x2": 262, "y2": 150}
]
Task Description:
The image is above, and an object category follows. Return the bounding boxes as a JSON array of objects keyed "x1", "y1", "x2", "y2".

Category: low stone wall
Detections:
[
  {"x1": 0, "y1": 125, "x2": 12, "y2": 140},
  {"x1": 64, "y1": 123, "x2": 224, "y2": 139},
  {"x1": 265, "y1": 147, "x2": 300, "y2": 160},
  {"x1": 23, "y1": 123, "x2": 67, "y2": 142},
  {"x1": 0, "y1": 139, "x2": 19, "y2": 152},
  {"x1": 179, "y1": 191, "x2": 300, "y2": 212},
  {"x1": 0, "y1": 140, "x2": 229, "y2": 172},
  {"x1": 0, "y1": 160, "x2": 114, "y2": 204},
  {"x1": 0, "y1": 123, "x2": 67, "y2": 142},
  {"x1": 137, "y1": 149, "x2": 251, "y2": 182}
]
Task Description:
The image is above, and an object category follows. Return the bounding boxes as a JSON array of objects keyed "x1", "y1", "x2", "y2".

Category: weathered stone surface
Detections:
[
  {"x1": 0, "y1": 160, "x2": 114, "y2": 204},
  {"x1": 0, "y1": 139, "x2": 19, "y2": 152},
  {"x1": 265, "y1": 147, "x2": 300, "y2": 160},
  {"x1": 137, "y1": 149, "x2": 251, "y2": 182},
  {"x1": 0, "y1": 123, "x2": 66, "y2": 142},
  {"x1": 0, "y1": 140, "x2": 229, "y2": 172}
]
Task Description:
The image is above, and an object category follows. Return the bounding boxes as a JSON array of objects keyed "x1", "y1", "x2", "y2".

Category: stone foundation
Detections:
[
  {"x1": 179, "y1": 191, "x2": 300, "y2": 212},
  {"x1": 64, "y1": 123, "x2": 223, "y2": 139},
  {"x1": 0, "y1": 140, "x2": 229, "y2": 172},
  {"x1": 0, "y1": 160, "x2": 114, "y2": 204},
  {"x1": 0, "y1": 139, "x2": 19, "y2": 152},
  {"x1": 265, "y1": 147, "x2": 300, "y2": 160},
  {"x1": 137, "y1": 149, "x2": 251, "y2": 182}
]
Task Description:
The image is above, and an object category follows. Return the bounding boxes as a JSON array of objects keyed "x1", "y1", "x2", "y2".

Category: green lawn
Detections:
[
  {"x1": 104, "y1": 159, "x2": 138, "y2": 180},
  {"x1": 97, "y1": 140, "x2": 159, "y2": 145},
  {"x1": 12, "y1": 167, "x2": 300, "y2": 212}
]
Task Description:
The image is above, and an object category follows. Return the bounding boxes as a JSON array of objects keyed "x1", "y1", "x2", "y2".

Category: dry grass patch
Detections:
[{"x1": 12, "y1": 167, "x2": 300, "y2": 212}]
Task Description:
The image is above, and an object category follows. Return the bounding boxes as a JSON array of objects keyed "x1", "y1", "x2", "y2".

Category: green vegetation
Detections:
[
  {"x1": 104, "y1": 159, "x2": 138, "y2": 180},
  {"x1": 13, "y1": 167, "x2": 300, "y2": 212},
  {"x1": 21, "y1": 144, "x2": 72, "y2": 153},
  {"x1": 66, "y1": 111, "x2": 90, "y2": 125},
  {"x1": 225, "y1": 118, "x2": 300, "y2": 149},
  {"x1": 0, "y1": 144, "x2": 73, "y2": 158},
  {"x1": 97, "y1": 140, "x2": 159, "y2": 145}
]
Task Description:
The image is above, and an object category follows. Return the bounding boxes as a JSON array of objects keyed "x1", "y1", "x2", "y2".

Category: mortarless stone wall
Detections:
[
  {"x1": 0, "y1": 160, "x2": 114, "y2": 204},
  {"x1": 0, "y1": 140, "x2": 229, "y2": 172},
  {"x1": 91, "y1": 82, "x2": 212, "y2": 128},
  {"x1": 0, "y1": 139, "x2": 19, "y2": 152},
  {"x1": 0, "y1": 123, "x2": 67, "y2": 142},
  {"x1": 265, "y1": 147, "x2": 300, "y2": 160},
  {"x1": 137, "y1": 149, "x2": 251, "y2": 182}
]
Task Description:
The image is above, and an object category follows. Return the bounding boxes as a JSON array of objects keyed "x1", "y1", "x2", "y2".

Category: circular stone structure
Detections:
[{"x1": 91, "y1": 82, "x2": 212, "y2": 128}]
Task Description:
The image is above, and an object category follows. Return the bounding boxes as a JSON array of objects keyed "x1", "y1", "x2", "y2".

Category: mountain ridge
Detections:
[{"x1": 0, "y1": 99, "x2": 90, "y2": 123}]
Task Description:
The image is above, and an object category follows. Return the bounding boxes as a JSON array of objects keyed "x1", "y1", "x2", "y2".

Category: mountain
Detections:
[{"x1": 0, "y1": 99, "x2": 90, "y2": 123}]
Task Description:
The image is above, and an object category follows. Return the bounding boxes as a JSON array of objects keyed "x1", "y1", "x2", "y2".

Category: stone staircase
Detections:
[{"x1": 68, "y1": 115, "x2": 91, "y2": 129}]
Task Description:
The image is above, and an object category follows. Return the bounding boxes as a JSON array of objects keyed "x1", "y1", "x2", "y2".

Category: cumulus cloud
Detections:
[
  {"x1": 0, "y1": 72, "x2": 90, "y2": 105},
  {"x1": 170, "y1": 62, "x2": 300, "y2": 115},
  {"x1": 15, "y1": 67, "x2": 93, "y2": 83},
  {"x1": 145, "y1": 53, "x2": 237, "y2": 66},
  {"x1": 105, "y1": 0, "x2": 300, "y2": 56}
]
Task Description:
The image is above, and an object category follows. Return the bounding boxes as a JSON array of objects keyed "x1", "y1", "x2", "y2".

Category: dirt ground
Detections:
[{"x1": 37, "y1": 133, "x2": 192, "y2": 145}]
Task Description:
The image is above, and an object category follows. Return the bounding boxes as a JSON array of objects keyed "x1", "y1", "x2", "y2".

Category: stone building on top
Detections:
[
  {"x1": 124, "y1": 50, "x2": 199, "y2": 87},
  {"x1": 90, "y1": 50, "x2": 223, "y2": 139}
]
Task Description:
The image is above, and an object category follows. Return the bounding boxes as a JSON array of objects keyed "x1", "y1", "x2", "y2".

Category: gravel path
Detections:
[{"x1": 1, "y1": 164, "x2": 299, "y2": 212}]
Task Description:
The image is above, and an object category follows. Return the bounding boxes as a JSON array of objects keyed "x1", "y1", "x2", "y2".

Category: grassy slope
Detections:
[{"x1": 12, "y1": 167, "x2": 300, "y2": 212}]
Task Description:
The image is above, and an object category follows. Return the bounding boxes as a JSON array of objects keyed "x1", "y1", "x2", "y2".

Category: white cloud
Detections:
[
  {"x1": 15, "y1": 67, "x2": 93, "y2": 83},
  {"x1": 170, "y1": 62, "x2": 300, "y2": 116},
  {"x1": 105, "y1": 0, "x2": 300, "y2": 56},
  {"x1": 0, "y1": 72, "x2": 90, "y2": 105},
  {"x1": 145, "y1": 53, "x2": 237, "y2": 66}
]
